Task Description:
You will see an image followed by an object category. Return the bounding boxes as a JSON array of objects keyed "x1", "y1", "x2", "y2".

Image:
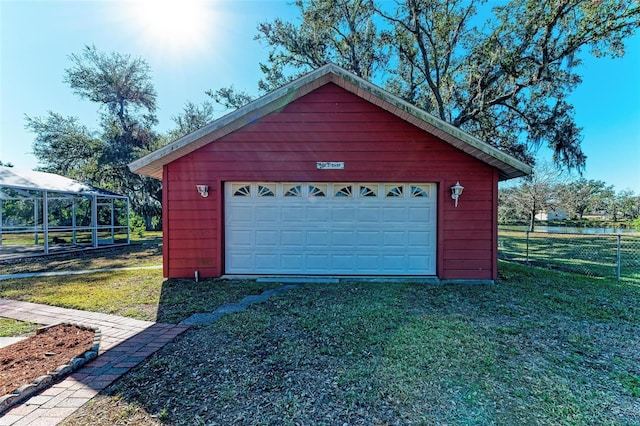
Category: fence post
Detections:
[
  {"x1": 526, "y1": 230, "x2": 530, "y2": 264},
  {"x1": 617, "y1": 235, "x2": 621, "y2": 281}
]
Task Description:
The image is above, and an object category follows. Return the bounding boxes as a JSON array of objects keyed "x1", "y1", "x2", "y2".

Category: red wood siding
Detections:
[{"x1": 163, "y1": 83, "x2": 498, "y2": 280}]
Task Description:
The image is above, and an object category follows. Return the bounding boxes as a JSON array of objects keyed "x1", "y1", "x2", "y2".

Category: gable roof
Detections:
[{"x1": 130, "y1": 63, "x2": 532, "y2": 180}]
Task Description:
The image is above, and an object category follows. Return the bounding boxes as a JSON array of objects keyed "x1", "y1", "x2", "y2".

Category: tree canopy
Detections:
[
  {"x1": 168, "y1": 101, "x2": 217, "y2": 140},
  {"x1": 215, "y1": 0, "x2": 639, "y2": 170},
  {"x1": 25, "y1": 46, "x2": 162, "y2": 229},
  {"x1": 499, "y1": 169, "x2": 639, "y2": 227}
]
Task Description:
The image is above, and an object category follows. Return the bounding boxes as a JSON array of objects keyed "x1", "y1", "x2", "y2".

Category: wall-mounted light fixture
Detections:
[
  {"x1": 450, "y1": 181, "x2": 464, "y2": 207},
  {"x1": 196, "y1": 185, "x2": 209, "y2": 198}
]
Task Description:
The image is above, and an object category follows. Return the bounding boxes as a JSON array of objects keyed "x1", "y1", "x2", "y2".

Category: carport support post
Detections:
[
  {"x1": 110, "y1": 198, "x2": 115, "y2": 241},
  {"x1": 34, "y1": 198, "x2": 38, "y2": 244},
  {"x1": 91, "y1": 194, "x2": 98, "y2": 248},
  {"x1": 126, "y1": 198, "x2": 130, "y2": 244},
  {"x1": 72, "y1": 198, "x2": 77, "y2": 245},
  {"x1": 43, "y1": 191, "x2": 49, "y2": 254}
]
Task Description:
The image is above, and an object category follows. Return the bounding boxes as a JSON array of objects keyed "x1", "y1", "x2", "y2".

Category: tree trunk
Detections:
[
  {"x1": 528, "y1": 199, "x2": 537, "y2": 232},
  {"x1": 529, "y1": 211, "x2": 535, "y2": 232},
  {"x1": 144, "y1": 214, "x2": 153, "y2": 231}
]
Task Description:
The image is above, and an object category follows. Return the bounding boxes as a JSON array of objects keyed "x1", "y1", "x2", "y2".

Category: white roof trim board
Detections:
[
  {"x1": 129, "y1": 63, "x2": 532, "y2": 180},
  {"x1": 0, "y1": 167, "x2": 125, "y2": 198}
]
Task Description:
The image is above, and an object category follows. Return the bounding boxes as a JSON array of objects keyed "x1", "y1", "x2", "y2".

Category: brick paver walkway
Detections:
[{"x1": 0, "y1": 299, "x2": 189, "y2": 426}]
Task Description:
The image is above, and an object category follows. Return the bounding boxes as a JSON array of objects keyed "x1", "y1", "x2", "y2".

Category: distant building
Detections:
[{"x1": 535, "y1": 208, "x2": 568, "y2": 221}]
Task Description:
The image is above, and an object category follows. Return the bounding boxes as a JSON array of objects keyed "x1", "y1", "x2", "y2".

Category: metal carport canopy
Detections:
[{"x1": 0, "y1": 166, "x2": 129, "y2": 254}]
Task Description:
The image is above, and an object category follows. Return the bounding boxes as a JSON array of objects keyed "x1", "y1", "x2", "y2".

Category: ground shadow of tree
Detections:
[
  {"x1": 155, "y1": 278, "x2": 280, "y2": 323},
  {"x1": 0, "y1": 237, "x2": 163, "y2": 275}
]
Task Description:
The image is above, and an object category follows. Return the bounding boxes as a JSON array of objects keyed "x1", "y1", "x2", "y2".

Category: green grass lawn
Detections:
[
  {"x1": 0, "y1": 233, "x2": 163, "y2": 275},
  {"x1": 0, "y1": 270, "x2": 278, "y2": 323},
  {"x1": 0, "y1": 234, "x2": 277, "y2": 323},
  {"x1": 0, "y1": 318, "x2": 38, "y2": 337},
  {"x1": 499, "y1": 230, "x2": 640, "y2": 282},
  {"x1": 59, "y1": 261, "x2": 640, "y2": 426}
]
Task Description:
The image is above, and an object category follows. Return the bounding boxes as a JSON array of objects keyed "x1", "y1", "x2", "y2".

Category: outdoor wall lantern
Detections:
[
  {"x1": 450, "y1": 181, "x2": 464, "y2": 207},
  {"x1": 196, "y1": 185, "x2": 209, "y2": 198}
]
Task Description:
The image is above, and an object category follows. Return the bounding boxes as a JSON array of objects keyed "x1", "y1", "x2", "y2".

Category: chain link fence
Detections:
[{"x1": 498, "y1": 230, "x2": 640, "y2": 283}]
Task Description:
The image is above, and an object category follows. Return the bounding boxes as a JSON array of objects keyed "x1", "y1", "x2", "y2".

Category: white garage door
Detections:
[{"x1": 224, "y1": 182, "x2": 437, "y2": 275}]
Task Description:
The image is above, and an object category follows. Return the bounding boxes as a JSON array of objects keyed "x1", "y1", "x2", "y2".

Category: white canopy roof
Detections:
[{"x1": 0, "y1": 167, "x2": 124, "y2": 198}]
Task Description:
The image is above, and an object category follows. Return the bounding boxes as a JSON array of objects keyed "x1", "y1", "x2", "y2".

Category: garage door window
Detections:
[
  {"x1": 257, "y1": 184, "x2": 276, "y2": 197},
  {"x1": 385, "y1": 184, "x2": 403, "y2": 197},
  {"x1": 359, "y1": 185, "x2": 377, "y2": 197},
  {"x1": 309, "y1": 185, "x2": 327, "y2": 197},
  {"x1": 335, "y1": 185, "x2": 353, "y2": 197},
  {"x1": 411, "y1": 185, "x2": 429, "y2": 198},
  {"x1": 284, "y1": 185, "x2": 302, "y2": 197},
  {"x1": 232, "y1": 184, "x2": 251, "y2": 197}
]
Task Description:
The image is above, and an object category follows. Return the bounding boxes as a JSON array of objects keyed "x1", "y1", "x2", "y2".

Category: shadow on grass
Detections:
[
  {"x1": 61, "y1": 263, "x2": 640, "y2": 425},
  {"x1": 155, "y1": 278, "x2": 282, "y2": 324},
  {"x1": 0, "y1": 237, "x2": 163, "y2": 275}
]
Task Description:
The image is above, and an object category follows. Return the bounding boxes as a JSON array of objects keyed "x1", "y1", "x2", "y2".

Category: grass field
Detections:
[
  {"x1": 0, "y1": 318, "x2": 38, "y2": 337},
  {"x1": 59, "y1": 263, "x2": 640, "y2": 425},
  {"x1": 499, "y1": 230, "x2": 640, "y2": 282},
  {"x1": 2, "y1": 236, "x2": 639, "y2": 424},
  {"x1": 0, "y1": 233, "x2": 162, "y2": 275},
  {"x1": 0, "y1": 229, "x2": 129, "y2": 246}
]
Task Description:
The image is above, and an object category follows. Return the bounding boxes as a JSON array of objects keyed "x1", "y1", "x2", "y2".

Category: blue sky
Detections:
[{"x1": 1, "y1": 0, "x2": 639, "y2": 193}]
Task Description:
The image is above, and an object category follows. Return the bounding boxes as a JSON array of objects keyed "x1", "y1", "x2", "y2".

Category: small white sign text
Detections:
[{"x1": 316, "y1": 161, "x2": 345, "y2": 170}]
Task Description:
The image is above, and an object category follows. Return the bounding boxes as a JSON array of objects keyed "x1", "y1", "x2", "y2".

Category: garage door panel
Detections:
[
  {"x1": 227, "y1": 253, "x2": 253, "y2": 270},
  {"x1": 357, "y1": 231, "x2": 381, "y2": 246},
  {"x1": 332, "y1": 254, "x2": 355, "y2": 269},
  {"x1": 332, "y1": 207, "x2": 355, "y2": 222},
  {"x1": 282, "y1": 207, "x2": 305, "y2": 221},
  {"x1": 229, "y1": 206, "x2": 254, "y2": 222},
  {"x1": 281, "y1": 254, "x2": 304, "y2": 269},
  {"x1": 356, "y1": 206, "x2": 381, "y2": 222},
  {"x1": 383, "y1": 207, "x2": 407, "y2": 221},
  {"x1": 332, "y1": 231, "x2": 355, "y2": 247},
  {"x1": 281, "y1": 230, "x2": 304, "y2": 247},
  {"x1": 225, "y1": 182, "x2": 436, "y2": 275},
  {"x1": 409, "y1": 231, "x2": 431, "y2": 246},
  {"x1": 227, "y1": 230, "x2": 253, "y2": 247},
  {"x1": 255, "y1": 230, "x2": 278, "y2": 247},
  {"x1": 408, "y1": 255, "x2": 431, "y2": 270},
  {"x1": 307, "y1": 230, "x2": 330, "y2": 247},
  {"x1": 383, "y1": 231, "x2": 405, "y2": 247},
  {"x1": 255, "y1": 254, "x2": 278, "y2": 269},
  {"x1": 307, "y1": 207, "x2": 331, "y2": 222},
  {"x1": 408, "y1": 206, "x2": 430, "y2": 221},
  {"x1": 307, "y1": 254, "x2": 330, "y2": 269},
  {"x1": 357, "y1": 254, "x2": 379, "y2": 270},
  {"x1": 382, "y1": 255, "x2": 406, "y2": 270},
  {"x1": 255, "y1": 206, "x2": 279, "y2": 222}
]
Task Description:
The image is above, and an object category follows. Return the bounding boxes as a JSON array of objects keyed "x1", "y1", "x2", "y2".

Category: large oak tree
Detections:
[
  {"x1": 26, "y1": 46, "x2": 162, "y2": 229},
  {"x1": 215, "y1": 0, "x2": 639, "y2": 170}
]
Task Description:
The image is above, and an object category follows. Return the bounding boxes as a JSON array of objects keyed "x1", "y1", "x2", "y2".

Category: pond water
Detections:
[{"x1": 500, "y1": 225, "x2": 638, "y2": 234}]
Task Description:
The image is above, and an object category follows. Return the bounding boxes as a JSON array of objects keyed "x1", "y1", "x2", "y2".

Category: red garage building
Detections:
[{"x1": 130, "y1": 64, "x2": 531, "y2": 282}]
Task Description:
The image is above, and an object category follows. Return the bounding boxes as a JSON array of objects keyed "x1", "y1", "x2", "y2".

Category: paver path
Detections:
[{"x1": 0, "y1": 299, "x2": 189, "y2": 426}]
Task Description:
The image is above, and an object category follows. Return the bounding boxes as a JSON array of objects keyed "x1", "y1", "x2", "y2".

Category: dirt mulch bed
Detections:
[{"x1": 0, "y1": 324, "x2": 96, "y2": 396}]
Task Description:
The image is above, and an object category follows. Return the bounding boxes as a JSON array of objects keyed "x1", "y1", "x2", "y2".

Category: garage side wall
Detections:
[{"x1": 163, "y1": 83, "x2": 497, "y2": 280}]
